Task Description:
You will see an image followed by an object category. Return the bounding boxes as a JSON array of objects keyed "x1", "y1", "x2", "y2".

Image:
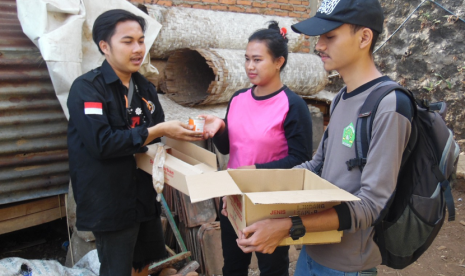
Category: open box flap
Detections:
[
  {"x1": 164, "y1": 137, "x2": 217, "y2": 169},
  {"x1": 245, "y1": 189, "x2": 360, "y2": 205},
  {"x1": 186, "y1": 171, "x2": 242, "y2": 203}
]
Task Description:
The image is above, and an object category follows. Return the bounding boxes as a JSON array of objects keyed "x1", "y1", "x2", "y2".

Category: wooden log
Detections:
[
  {"x1": 146, "y1": 6, "x2": 305, "y2": 59},
  {"x1": 164, "y1": 48, "x2": 328, "y2": 106}
]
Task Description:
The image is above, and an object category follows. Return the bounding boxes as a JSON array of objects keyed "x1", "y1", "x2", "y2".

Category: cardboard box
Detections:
[
  {"x1": 157, "y1": 167, "x2": 359, "y2": 246},
  {"x1": 136, "y1": 140, "x2": 359, "y2": 246},
  {"x1": 135, "y1": 138, "x2": 217, "y2": 194}
]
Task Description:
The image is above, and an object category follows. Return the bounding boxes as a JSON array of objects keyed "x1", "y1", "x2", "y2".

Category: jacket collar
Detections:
[{"x1": 101, "y1": 59, "x2": 151, "y2": 93}]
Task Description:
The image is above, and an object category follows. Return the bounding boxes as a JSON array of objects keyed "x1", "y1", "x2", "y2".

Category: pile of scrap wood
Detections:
[{"x1": 162, "y1": 185, "x2": 223, "y2": 275}]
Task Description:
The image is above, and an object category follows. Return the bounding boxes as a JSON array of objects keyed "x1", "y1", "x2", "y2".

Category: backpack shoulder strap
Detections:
[
  {"x1": 313, "y1": 90, "x2": 344, "y2": 175},
  {"x1": 346, "y1": 82, "x2": 414, "y2": 171},
  {"x1": 330, "y1": 90, "x2": 344, "y2": 116}
]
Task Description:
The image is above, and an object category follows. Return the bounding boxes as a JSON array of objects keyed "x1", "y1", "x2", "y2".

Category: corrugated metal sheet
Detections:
[{"x1": 0, "y1": 0, "x2": 69, "y2": 204}]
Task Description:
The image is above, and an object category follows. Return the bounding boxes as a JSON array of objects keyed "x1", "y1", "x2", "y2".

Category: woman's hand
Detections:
[{"x1": 199, "y1": 114, "x2": 225, "y2": 139}]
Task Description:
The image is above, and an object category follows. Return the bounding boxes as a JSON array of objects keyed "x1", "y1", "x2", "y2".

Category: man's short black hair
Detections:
[
  {"x1": 350, "y1": 24, "x2": 379, "y2": 56},
  {"x1": 92, "y1": 9, "x2": 146, "y2": 55}
]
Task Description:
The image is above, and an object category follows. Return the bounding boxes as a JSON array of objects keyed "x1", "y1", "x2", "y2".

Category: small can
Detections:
[{"x1": 188, "y1": 116, "x2": 205, "y2": 133}]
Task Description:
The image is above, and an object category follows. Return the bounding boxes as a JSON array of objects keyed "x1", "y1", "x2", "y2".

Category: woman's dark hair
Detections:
[
  {"x1": 92, "y1": 9, "x2": 146, "y2": 55},
  {"x1": 248, "y1": 21, "x2": 289, "y2": 71}
]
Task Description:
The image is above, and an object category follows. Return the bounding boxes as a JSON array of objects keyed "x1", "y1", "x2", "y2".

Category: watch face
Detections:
[{"x1": 290, "y1": 225, "x2": 306, "y2": 240}]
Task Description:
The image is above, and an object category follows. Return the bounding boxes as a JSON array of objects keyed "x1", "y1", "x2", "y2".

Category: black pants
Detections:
[
  {"x1": 220, "y1": 211, "x2": 290, "y2": 276},
  {"x1": 93, "y1": 217, "x2": 166, "y2": 276}
]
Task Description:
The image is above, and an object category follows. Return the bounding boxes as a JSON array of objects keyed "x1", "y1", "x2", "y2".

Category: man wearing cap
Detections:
[{"x1": 236, "y1": 0, "x2": 413, "y2": 275}]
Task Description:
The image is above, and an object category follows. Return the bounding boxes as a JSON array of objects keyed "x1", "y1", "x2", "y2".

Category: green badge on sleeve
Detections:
[{"x1": 342, "y1": 122, "x2": 355, "y2": 148}]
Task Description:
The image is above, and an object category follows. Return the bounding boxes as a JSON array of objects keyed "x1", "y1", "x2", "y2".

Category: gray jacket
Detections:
[{"x1": 296, "y1": 78, "x2": 412, "y2": 271}]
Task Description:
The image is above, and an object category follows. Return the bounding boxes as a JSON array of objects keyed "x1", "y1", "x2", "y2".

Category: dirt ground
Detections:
[{"x1": 1, "y1": 189, "x2": 464, "y2": 276}]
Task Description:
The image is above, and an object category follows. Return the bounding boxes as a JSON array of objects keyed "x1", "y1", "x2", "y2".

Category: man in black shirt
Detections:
[{"x1": 67, "y1": 9, "x2": 202, "y2": 276}]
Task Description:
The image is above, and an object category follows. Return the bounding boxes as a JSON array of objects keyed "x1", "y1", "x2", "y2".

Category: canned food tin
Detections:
[{"x1": 188, "y1": 117, "x2": 205, "y2": 133}]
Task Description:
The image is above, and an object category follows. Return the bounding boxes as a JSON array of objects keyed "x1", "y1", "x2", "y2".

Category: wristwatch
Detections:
[{"x1": 289, "y1": 216, "x2": 306, "y2": 240}]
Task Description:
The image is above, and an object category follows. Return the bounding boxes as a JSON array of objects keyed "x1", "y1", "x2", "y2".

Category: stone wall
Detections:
[{"x1": 325, "y1": 0, "x2": 465, "y2": 151}]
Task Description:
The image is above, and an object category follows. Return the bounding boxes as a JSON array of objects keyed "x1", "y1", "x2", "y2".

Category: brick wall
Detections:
[{"x1": 131, "y1": 0, "x2": 313, "y2": 21}]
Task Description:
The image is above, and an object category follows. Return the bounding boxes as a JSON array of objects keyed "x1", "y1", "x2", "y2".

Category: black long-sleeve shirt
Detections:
[{"x1": 67, "y1": 60, "x2": 164, "y2": 232}]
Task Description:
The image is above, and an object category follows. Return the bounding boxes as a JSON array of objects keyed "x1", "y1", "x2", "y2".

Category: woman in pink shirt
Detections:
[{"x1": 202, "y1": 21, "x2": 313, "y2": 276}]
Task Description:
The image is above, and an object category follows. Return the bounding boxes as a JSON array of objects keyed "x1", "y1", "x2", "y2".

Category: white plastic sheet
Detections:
[
  {"x1": 16, "y1": 0, "x2": 162, "y2": 119},
  {"x1": 0, "y1": 249, "x2": 100, "y2": 276}
]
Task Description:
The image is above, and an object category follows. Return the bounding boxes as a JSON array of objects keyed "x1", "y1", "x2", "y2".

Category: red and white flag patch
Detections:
[{"x1": 84, "y1": 102, "x2": 103, "y2": 115}]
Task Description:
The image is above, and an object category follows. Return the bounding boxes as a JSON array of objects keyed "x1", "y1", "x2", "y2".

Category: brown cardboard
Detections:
[
  {"x1": 136, "y1": 141, "x2": 360, "y2": 246},
  {"x1": 183, "y1": 169, "x2": 360, "y2": 246},
  {"x1": 135, "y1": 138, "x2": 218, "y2": 195}
]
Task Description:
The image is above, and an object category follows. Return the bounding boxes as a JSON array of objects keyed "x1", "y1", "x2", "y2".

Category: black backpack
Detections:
[{"x1": 322, "y1": 82, "x2": 459, "y2": 269}]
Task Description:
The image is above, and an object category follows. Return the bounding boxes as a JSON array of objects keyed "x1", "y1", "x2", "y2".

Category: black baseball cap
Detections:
[{"x1": 291, "y1": 0, "x2": 384, "y2": 36}]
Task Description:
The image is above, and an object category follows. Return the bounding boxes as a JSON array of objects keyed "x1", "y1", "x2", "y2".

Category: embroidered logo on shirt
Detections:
[
  {"x1": 342, "y1": 122, "x2": 355, "y2": 148},
  {"x1": 318, "y1": 0, "x2": 341, "y2": 15},
  {"x1": 147, "y1": 101, "x2": 155, "y2": 114},
  {"x1": 84, "y1": 102, "x2": 103, "y2": 115},
  {"x1": 135, "y1": 107, "x2": 142, "y2": 115}
]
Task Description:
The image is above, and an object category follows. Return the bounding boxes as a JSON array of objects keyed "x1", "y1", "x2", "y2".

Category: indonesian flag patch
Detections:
[{"x1": 84, "y1": 102, "x2": 103, "y2": 115}]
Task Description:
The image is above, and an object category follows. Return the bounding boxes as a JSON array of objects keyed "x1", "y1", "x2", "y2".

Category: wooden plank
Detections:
[
  {"x1": 0, "y1": 206, "x2": 66, "y2": 235},
  {"x1": 0, "y1": 195, "x2": 65, "y2": 222},
  {"x1": 148, "y1": 252, "x2": 192, "y2": 274}
]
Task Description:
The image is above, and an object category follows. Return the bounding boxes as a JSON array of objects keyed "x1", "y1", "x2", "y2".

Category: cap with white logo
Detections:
[{"x1": 291, "y1": 0, "x2": 384, "y2": 36}]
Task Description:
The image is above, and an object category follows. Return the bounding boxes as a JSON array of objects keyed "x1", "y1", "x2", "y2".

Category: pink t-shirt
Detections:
[{"x1": 227, "y1": 88, "x2": 289, "y2": 169}]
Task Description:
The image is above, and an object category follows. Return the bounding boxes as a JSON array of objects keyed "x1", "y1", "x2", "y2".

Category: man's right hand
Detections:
[
  {"x1": 145, "y1": 121, "x2": 203, "y2": 145},
  {"x1": 161, "y1": 120, "x2": 204, "y2": 141}
]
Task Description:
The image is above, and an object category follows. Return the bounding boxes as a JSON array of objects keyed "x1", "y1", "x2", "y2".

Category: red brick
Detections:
[
  {"x1": 289, "y1": 0, "x2": 301, "y2": 4},
  {"x1": 303, "y1": 40, "x2": 310, "y2": 46},
  {"x1": 301, "y1": 1, "x2": 309, "y2": 5},
  {"x1": 158, "y1": 0, "x2": 172, "y2": 6},
  {"x1": 264, "y1": 10, "x2": 276, "y2": 15},
  {"x1": 301, "y1": 48, "x2": 310, "y2": 53},
  {"x1": 280, "y1": 4, "x2": 293, "y2": 11},
  {"x1": 253, "y1": 2, "x2": 267, "y2": 7},
  {"x1": 267, "y1": 3, "x2": 280, "y2": 8},
  {"x1": 237, "y1": 0, "x2": 251, "y2": 5},
  {"x1": 245, "y1": 8, "x2": 259, "y2": 13},
  {"x1": 276, "y1": 0, "x2": 288, "y2": 3},
  {"x1": 202, "y1": 0, "x2": 218, "y2": 3},
  {"x1": 193, "y1": 4, "x2": 210, "y2": 9},
  {"x1": 304, "y1": 35, "x2": 310, "y2": 39},
  {"x1": 220, "y1": 0, "x2": 235, "y2": 4},
  {"x1": 289, "y1": 12, "x2": 301, "y2": 17},
  {"x1": 294, "y1": 6, "x2": 306, "y2": 11},
  {"x1": 211, "y1": 5, "x2": 228, "y2": 10},
  {"x1": 229, "y1": 6, "x2": 245, "y2": 12},
  {"x1": 275, "y1": 10, "x2": 288, "y2": 16}
]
